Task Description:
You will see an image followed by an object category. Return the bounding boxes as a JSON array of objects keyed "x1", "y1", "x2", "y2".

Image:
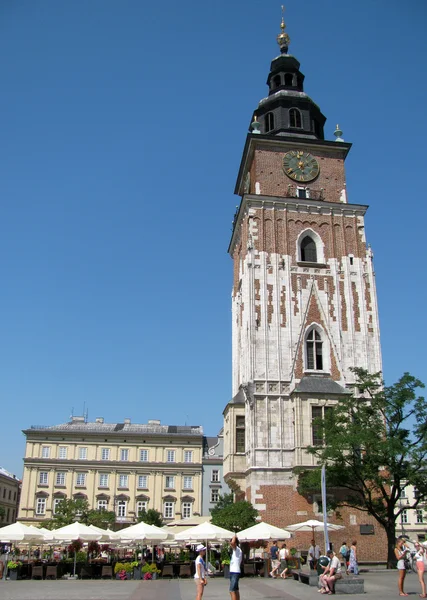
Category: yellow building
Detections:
[
  {"x1": 0, "y1": 467, "x2": 21, "y2": 525},
  {"x1": 18, "y1": 416, "x2": 203, "y2": 527}
]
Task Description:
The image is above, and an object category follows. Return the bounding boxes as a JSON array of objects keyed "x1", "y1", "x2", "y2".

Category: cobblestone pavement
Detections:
[{"x1": 0, "y1": 571, "x2": 424, "y2": 600}]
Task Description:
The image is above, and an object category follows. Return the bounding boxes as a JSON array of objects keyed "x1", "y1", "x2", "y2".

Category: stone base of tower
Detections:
[{"x1": 245, "y1": 471, "x2": 387, "y2": 563}]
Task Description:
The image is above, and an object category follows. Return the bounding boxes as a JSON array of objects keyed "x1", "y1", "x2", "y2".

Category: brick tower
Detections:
[{"x1": 223, "y1": 13, "x2": 383, "y2": 542}]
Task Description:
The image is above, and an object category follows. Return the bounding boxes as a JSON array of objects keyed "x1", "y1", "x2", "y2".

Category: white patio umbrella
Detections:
[
  {"x1": 285, "y1": 519, "x2": 344, "y2": 546},
  {"x1": 174, "y1": 521, "x2": 234, "y2": 543},
  {"x1": 0, "y1": 522, "x2": 45, "y2": 543},
  {"x1": 237, "y1": 522, "x2": 291, "y2": 541},
  {"x1": 88, "y1": 524, "x2": 112, "y2": 542},
  {"x1": 50, "y1": 521, "x2": 103, "y2": 576},
  {"x1": 117, "y1": 521, "x2": 169, "y2": 543}
]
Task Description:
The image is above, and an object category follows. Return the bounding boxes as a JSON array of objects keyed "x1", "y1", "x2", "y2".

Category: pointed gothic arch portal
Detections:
[{"x1": 297, "y1": 229, "x2": 325, "y2": 264}]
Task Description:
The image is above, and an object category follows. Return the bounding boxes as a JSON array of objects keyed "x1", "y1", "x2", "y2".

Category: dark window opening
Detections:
[
  {"x1": 312, "y1": 405, "x2": 332, "y2": 445},
  {"x1": 236, "y1": 416, "x2": 245, "y2": 453},
  {"x1": 306, "y1": 329, "x2": 323, "y2": 370},
  {"x1": 265, "y1": 112, "x2": 275, "y2": 132},
  {"x1": 284, "y1": 73, "x2": 293, "y2": 86},
  {"x1": 297, "y1": 188, "x2": 307, "y2": 199},
  {"x1": 289, "y1": 108, "x2": 302, "y2": 128},
  {"x1": 300, "y1": 236, "x2": 317, "y2": 262},
  {"x1": 273, "y1": 75, "x2": 281, "y2": 89},
  {"x1": 349, "y1": 256, "x2": 354, "y2": 266}
]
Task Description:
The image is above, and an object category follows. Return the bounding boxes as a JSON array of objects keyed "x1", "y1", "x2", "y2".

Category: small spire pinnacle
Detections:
[
  {"x1": 277, "y1": 5, "x2": 290, "y2": 54},
  {"x1": 334, "y1": 124, "x2": 344, "y2": 142},
  {"x1": 251, "y1": 114, "x2": 261, "y2": 134}
]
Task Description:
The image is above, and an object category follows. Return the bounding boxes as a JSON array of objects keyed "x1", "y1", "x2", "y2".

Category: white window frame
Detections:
[
  {"x1": 138, "y1": 475, "x2": 148, "y2": 489},
  {"x1": 211, "y1": 470, "x2": 219, "y2": 483},
  {"x1": 165, "y1": 476, "x2": 175, "y2": 489},
  {"x1": 183, "y1": 476, "x2": 193, "y2": 490},
  {"x1": 101, "y1": 448, "x2": 110, "y2": 461},
  {"x1": 120, "y1": 448, "x2": 129, "y2": 462},
  {"x1": 118, "y1": 474, "x2": 129, "y2": 488},
  {"x1": 182, "y1": 502, "x2": 192, "y2": 519},
  {"x1": 53, "y1": 498, "x2": 62, "y2": 514},
  {"x1": 98, "y1": 499, "x2": 108, "y2": 511},
  {"x1": 136, "y1": 500, "x2": 147, "y2": 516},
  {"x1": 163, "y1": 501, "x2": 174, "y2": 519},
  {"x1": 401, "y1": 509, "x2": 408, "y2": 524},
  {"x1": 304, "y1": 324, "x2": 330, "y2": 373},
  {"x1": 41, "y1": 446, "x2": 51, "y2": 459},
  {"x1": 166, "y1": 450, "x2": 176, "y2": 463},
  {"x1": 140, "y1": 449, "x2": 149, "y2": 462},
  {"x1": 78, "y1": 447, "x2": 88, "y2": 460},
  {"x1": 99, "y1": 474, "x2": 109, "y2": 487},
  {"x1": 296, "y1": 186, "x2": 310, "y2": 199},
  {"x1": 117, "y1": 500, "x2": 127, "y2": 518},
  {"x1": 416, "y1": 509, "x2": 424, "y2": 524},
  {"x1": 39, "y1": 472, "x2": 48, "y2": 486},
  {"x1": 36, "y1": 497, "x2": 46, "y2": 515},
  {"x1": 210, "y1": 489, "x2": 220, "y2": 503},
  {"x1": 55, "y1": 472, "x2": 66, "y2": 486},
  {"x1": 76, "y1": 473, "x2": 86, "y2": 487},
  {"x1": 296, "y1": 228, "x2": 325, "y2": 264},
  {"x1": 58, "y1": 446, "x2": 67, "y2": 459},
  {"x1": 184, "y1": 451, "x2": 193, "y2": 463}
]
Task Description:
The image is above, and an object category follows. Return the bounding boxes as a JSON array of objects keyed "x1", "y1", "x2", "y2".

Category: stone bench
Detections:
[
  {"x1": 295, "y1": 570, "x2": 319, "y2": 586},
  {"x1": 334, "y1": 577, "x2": 364, "y2": 594}
]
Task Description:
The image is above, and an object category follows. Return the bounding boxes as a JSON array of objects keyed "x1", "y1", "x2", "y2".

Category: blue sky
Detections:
[{"x1": 1, "y1": 0, "x2": 426, "y2": 477}]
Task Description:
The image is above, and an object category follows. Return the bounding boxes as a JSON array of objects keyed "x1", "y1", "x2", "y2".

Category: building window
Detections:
[
  {"x1": 399, "y1": 488, "x2": 407, "y2": 499},
  {"x1": 36, "y1": 498, "x2": 46, "y2": 515},
  {"x1": 165, "y1": 476, "x2": 175, "y2": 489},
  {"x1": 8, "y1": 490, "x2": 11, "y2": 500},
  {"x1": 55, "y1": 472, "x2": 66, "y2": 486},
  {"x1": 118, "y1": 474, "x2": 129, "y2": 488},
  {"x1": 99, "y1": 474, "x2": 109, "y2": 487},
  {"x1": 58, "y1": 447, "x2": 67, "y2": 459},
  {"x1": 289, "y1": 107, "x2": 302, "y2": 128},
  {"x1": 76, "y1": 473, "x2": 86, "y2": 487},
  {"x1": 120, "y1": 448, "x2": 129, "y2": 461},
  {"x1": 140, "y1": 449, "x2": 149, "y2": 462},
  {"x1": 53, "y1": 498, "x2": 62, "y2": 514},
  {"x1": 117, "y1": 500, "x2": 127, "y2": 518},
  {"x1": 182, "y1": 502, "x2": 192, "y2": 519},
  {"x1": 79, "y1": 447, "x2": 87, "y2": 460},
  {"x1": 312, "y1": 406, "x2": 333, "y2": 446},
  {"x1": 2, "y1": 488, "x2": 5, "y2": 498},
  {"x1": 236, "y1": 416, "x2": 245, "y2": 453},
  {"x1": 136, "y1": 500, "x2": 147, "y2": 516},
  {"x1": 211, "y1": 470, "x2": 219, "y2": 483},
  {"x1": 163, "y1": 501, "x2": 174, "y2": 519},
  {"x1": 138, "y1": 475, "x2": 148, "y2": 489},
  {"x1": 41, "y1": 446, "x2": 51, "y2": 459},
  {"x1": 98, "y1": 499, "x2": 108, "y2": 511},
  {"x1": 167, "y1": 450, "x2": 176, "y2": 463},
  {"x1": 417, "y1": 510, "x2": 424, "y2": 524},
  {"x1": 265, "y1": 112, "x2": 275, "y2": 133},
  {"x1": 183, "y1": 476, "x2": 193, "y2": 490},
  {"x1": 39, "y1": 472, "x2": 48, "y2": 486},
  {"x1": 401, "y1": 509, "x2": 408, "y2": 524},
  {"x1": 300, "y1": 235, "x2": 317, "y2": 262},
  {"x1": 101, "y1": 448, "x2": 110, "y2": 461},
  {"x1": 211, "y1": 489, "x2": 220, "y2": 503},
  {"x1": 273, "y1": 74, "x2": 281, "y2": 88},
  {"x1": 414, "y1": 487, "x2": 420, "y2": 499},
  {"x1": 297, "y1": 187, "x2": 309, "y2": 199},
  {"x1": 306, "y1": 329, "x2": 323, "y2": 370},
  {"x1": 184, "y1": 451, "x2": 193, "y2": 463},
  {"x1": 284, "y1": 73, "x2": 293, "y2": 86}
]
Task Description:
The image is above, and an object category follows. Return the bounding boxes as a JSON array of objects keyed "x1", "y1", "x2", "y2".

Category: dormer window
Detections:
[
  {"x1": 284, "y1": 73, "x2": 293, "y2": 86},
  {"x1": 300, "y1": 235, "x2": 317, "y2": 262},
  {"x1": 273, "y1": 75, "x2": 281, "y2": 89},
  {"x1": 265, "y1": 112, "x2": 275, "y2": 133},
  {"x1": 306, "y1": 329, "x2": 323, "y2": 370},
  {"x1": 289, "y1": 108, "x2": 302, "y2": 128}
]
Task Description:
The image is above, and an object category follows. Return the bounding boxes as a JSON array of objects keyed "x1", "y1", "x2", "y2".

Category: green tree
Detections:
[
  {"x1": 296, "y1": 369, "x2": 427, "y2": 568},
  {"x1": 43, "y1": 498, "x2": 90, "y2": 529},
  {"x1": 211, "y1": 493, "x2": 258, "y2": 532},
  {"x1": 137, "y1": 508, "x2": 163, "y2": 527},
  {"x1": 86, "y1": 509, "x2": 116, "y2": 529}
]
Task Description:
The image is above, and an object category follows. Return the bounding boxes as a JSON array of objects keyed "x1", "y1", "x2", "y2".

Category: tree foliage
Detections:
[
  {"x1": 296, "y1": 368, "x2": 427, "y2": 567},
  {"x1": 137, "y1": 508, "x2": 163, "y2": 527},
  {"x1": 0, "y1": 506, "x2": 5, "y2": 523},
  {"x1": 43, "y1": 498, "x2": 115, "y2": 530},
  {"x1": 210, "y1": 493, "x2": 258, "y2": 532}
]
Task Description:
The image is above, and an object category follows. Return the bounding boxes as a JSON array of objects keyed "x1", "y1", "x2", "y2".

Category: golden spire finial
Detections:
[{"x1": 277, "y1": 5, "x2": 290, "y2": 54}]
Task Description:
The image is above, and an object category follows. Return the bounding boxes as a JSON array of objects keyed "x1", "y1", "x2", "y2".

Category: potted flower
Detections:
[
  {"x1": 221, "y1": 544, "x2": 231, "y2": 579},
  {"x1": 7, "y1": 560, "x2": 23, "y2": 581},
  {"x1": 131, "y1": 561, "x2": 142, "y2": 580},
  {"x1": 288, "y1": 548, "x2": 300, "y2": 570},
  {"x1": 142, "y1": 563, "x2": 161, "y2": 580}
]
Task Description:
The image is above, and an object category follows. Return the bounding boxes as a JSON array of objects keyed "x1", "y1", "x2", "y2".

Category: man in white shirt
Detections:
[
  {"x1": 229, "y1": 535, "x2": 243, "y2": 600},
  {"x1": 322, "y1": 550, "x2": 343, "y2": 594},
  {"x1": 308, "y1": 539, "x2": 321, "y2": 570}
]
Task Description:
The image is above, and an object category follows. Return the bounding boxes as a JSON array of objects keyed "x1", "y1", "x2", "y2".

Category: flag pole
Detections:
[{"x1": 321, "y1": 465, "x2": 330, "y2": 553}]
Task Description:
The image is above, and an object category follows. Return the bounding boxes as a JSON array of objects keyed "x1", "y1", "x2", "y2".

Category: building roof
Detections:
[
  {"x1": 0, "y1": 466, "x2": 20, "y2": 481},
  {"x1": 293, "y1": 377, "x2": 352, "y2": 395},
  {"x1": 24, "y1": 419, "x2": 203, "y2": 436}
]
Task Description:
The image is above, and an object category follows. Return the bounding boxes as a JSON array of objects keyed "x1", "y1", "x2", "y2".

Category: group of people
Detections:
[
  {"x1": 194, "y1": 535, "x2": 242, "y2": 600},
  {"x1": 395, "y1": 536, "x2": 426, "y2": 597},
  {"x1": 269, "y1": 541, "x2": 292, "y2": 579}
]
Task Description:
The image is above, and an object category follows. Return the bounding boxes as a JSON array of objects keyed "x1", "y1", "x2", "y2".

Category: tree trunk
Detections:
[{"x1": 385, "y1": 523, "x2": 397, "y2": 569}]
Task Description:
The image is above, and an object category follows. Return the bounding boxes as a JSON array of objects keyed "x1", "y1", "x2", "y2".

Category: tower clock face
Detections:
[{"x1": 283, "y1": 150, "x2": 320, "y2": 182}]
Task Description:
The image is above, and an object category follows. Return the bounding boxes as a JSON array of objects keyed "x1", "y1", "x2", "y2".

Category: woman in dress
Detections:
[
  {"x1": 414, "y1": 542, "x2": 427, "y2": 598},
  {"x1": 279, "y1": 543, "x2": 290, "y2": 579},
  {"x1": 348, "y1": 540, "x2": 359, "y2": 576},
  {"x1": 395, "y1": 537, "x2": 409, "y2": 597}
]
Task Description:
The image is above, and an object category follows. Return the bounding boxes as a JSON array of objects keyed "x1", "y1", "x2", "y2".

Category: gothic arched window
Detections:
[
  {"x1": 273, "y1": 75, "x2": 281, "y2": 89},
  {"x1": 306, "y1": 329, "x2": 323, "y2": 370},
  {"x1": 289, "y1": 108, "x2": 302, "y2": 128},
  {"x1": 284, "y1": 73, "x2": 293, "y2": 86},
  {"x1": 300, "y1": 236, "x2": 317, "y2": 262},
  {"x1": 265, "y1": 112, "x2": 275, "y2": 132}
]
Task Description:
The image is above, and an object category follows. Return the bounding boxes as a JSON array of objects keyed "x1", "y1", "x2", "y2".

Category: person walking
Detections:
[
  {"x1": 308, "y1": 539, "x2": 321, "y2": 570},
  {"x1": 229, "y1": 536, "x2": 242, "y2": 600},
  {"x1": 279, "y1": 543, "x2": 290, "y2": 579},
  {"x1": 348, "y1": 540, "x2": 359, "y2": 576},
  {"x1": 395, "y1": 537, "x2": 409, "y2": 597},
  {"x1": 414, "y1": 541, "x2": 427, "y2": 598},
  {"x1": 194, "y1": 544, "x2": 207, "y2": 600},
  {"x1": 339, "y1": 541, "x2": 350, "y2": 573},
  {"x1": 269, "y1": 540, "x2": 280, "y2": 578}
]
